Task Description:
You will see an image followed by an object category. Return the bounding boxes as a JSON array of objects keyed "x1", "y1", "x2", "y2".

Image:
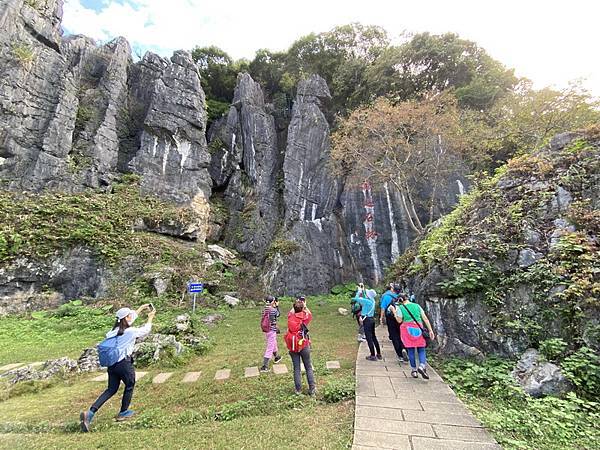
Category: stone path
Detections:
[
  {"x1": 352, "y1": 326, "x2": 500, "y2": 450},
  {"x1": 2, "y1": 359, "x2": 340, "y2": 385}
]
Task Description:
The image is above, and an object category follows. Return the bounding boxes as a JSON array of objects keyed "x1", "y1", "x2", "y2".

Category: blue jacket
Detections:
[
  {"x1": 380, "y1": 290, "x2": 397, "y2": 313},
  {"x1": 353, "y1": 295, "x2": 375, "y2": 318}
]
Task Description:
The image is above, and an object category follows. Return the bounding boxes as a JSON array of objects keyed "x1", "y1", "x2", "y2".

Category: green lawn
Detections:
[{"x1": 0, "y1": 297, "x2": 357, "y2": 449}]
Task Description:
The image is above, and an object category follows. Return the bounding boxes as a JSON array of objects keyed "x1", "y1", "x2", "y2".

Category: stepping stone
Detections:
[
  {"x1": 244, "y1": 367, "x2": 259, "y2": 378},
  {"x1": 273, "y1": 364, "x2": 288, "y2": 375},
  {"x1": 137, "y1": 371, "x2": 148, "y2": 380},
  {"x1": 214, "y1": 369, "x2": 230, "y2": 380},
  {"x1": 27, "y1": 362, "x2": 45, "y2": 368},
  {"x1": 326, "y1": 360, "x2": 340, "y2": 369},
  {"x1": 91, "y1": 373, "x2": 108, "y2": 382},
  {"x1": 182, "y1": 371, "x2": 202, "y2": 383},
  {"x1": 0, "y1": 363, "x2": 24, "y2": 372},
  {"x1": 153, "y1": 372, "x2": 173, "y2": 384}
]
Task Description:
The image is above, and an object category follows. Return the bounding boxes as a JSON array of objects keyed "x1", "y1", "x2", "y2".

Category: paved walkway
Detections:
[{"x1": 353, "y1": 326, "x2": 500, "y2": 450}]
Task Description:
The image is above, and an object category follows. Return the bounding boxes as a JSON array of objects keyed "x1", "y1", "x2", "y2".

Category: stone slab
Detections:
[
  {"x1": 356, "y1": 395, "x2": 423, "y2": 411},
  {"x1": 137, "y1": 371, "x2": 148, "y2": 380},
  {"x1": 411, "y1": 437, "x2": 501, "y2": 450},
  {"x1": 0, "y1": 363, "x2": 24, "y2": 372},
  {"x1": 29, "y1": 362, "x2": 45, "y2": 368},
  {"x1": 326, "y1": 360, "x2": 340, "y2": 369},
  {"x1": 399, "y1": 392, "x2": 461, "y2": 403},
  {"x1": 182, "y1": 371, "x2": 202, "y2": 382},
  {"x1": 433, "y1": 424, "x2": 497, "y2": 443},
  {"x1": 356, "y1": 405, "x2": 404, "y2": 421},
  {"x1": 353, "y1": 430, "x2": 411, "y2": 449},
  {"x1": 373, "y1": 375, "x2": 396, "y2": 397},
  {"x1": 91, "y1": 373, "x2": 108, "y2": 382},
  {"x1": 244, "y1": 367, "x2": 259, "y2": 378},
  {"x1": 355, "y1": 417, "x2": 435, "y2": 437},
  {"x1": 403, "y1": 410, "x2": 482, "y2": 427},
  {"x1": 152, "y1": 372, "x2": 173, "y2": 384},
  {"x1": 356, "y1": 377, "x2": 375, "y2": 397},
  {"x1": 214, "y1": 369, "x2": 231, "y2": 380},
  {"x1": 273, "y1": 364, "x2": 288, "y2": 375},
  {"x1": 419, "y1": 400, "x2": 469, "y2": 414}
]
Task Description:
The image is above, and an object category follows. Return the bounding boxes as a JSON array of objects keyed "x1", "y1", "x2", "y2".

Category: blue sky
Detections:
[{"x1": 62, "y1": 0, "x2": 600, "y2": 96}]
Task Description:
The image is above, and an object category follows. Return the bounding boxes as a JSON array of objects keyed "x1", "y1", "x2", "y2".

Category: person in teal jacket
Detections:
[{"x1": 354, "y1": 287, "x2": 381, "y2": 361}]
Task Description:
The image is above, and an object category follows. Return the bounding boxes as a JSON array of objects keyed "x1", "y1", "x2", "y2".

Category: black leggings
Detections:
[
  {"x1": 386, "y1": 313, "x2": 405, "y2": 358},
  {"x1": 91, "y1": 357, "x2": 136, "y2": 413},
  {"x1": 362, "y1": 317, "x2": 381, "y2": 356}
]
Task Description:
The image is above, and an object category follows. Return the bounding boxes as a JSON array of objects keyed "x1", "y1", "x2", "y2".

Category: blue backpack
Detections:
[{"x1": 97, "y1": 333, "x2": 135, "y2": 367}]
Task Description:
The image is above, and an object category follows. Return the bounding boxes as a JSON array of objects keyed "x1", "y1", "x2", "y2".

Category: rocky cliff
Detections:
[
  {"x1": 0, "y1": 0, "x2": 463, "y2": 306},
  {"x1": 394, "y1": 129, "x2": 600, "y2": 358},
  {"x1": 207, "y1": 73, "x2": 460, "y2": 294},
  {"x1": 0, "y1": 0, "x2": 211, "y2": 215}
]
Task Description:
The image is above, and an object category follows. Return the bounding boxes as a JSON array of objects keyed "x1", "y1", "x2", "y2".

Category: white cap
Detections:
[{"x1": 115, "y1": 307, "x2": 138, "y2": 323}]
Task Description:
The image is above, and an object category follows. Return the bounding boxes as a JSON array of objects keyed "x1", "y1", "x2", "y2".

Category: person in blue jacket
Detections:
[
  {"x1": 354, "y1": 286, "x2": 381, "y2": 361},
  {"x1": 380, "y1": 283, "x2": 405, "y2": 362},
  {"x1": 80, "y1": 304, "x2": 155, "y2": 432}
]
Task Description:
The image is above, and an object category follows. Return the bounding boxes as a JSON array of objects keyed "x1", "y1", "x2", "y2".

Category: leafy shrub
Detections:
[
  {"x1": 437, "y1": 357, "x2": 600, "y2": 449},
  {"x1": 539, "y1": 338, "x2": 568, "y2": 362},
  {"x1": 266, "y1": 239, "x2": 300, "y2": 259},
  {"x1": 439, "y1": 258, "x2": 497, "y2": 297},
  {"x1": 322, "y1": 376, "x2": 355, "y2": 403},
  {"x1": 12, "y1": 43, "x2": 35, "y2": 68},
  {"x1": 561, "y1": 347, "x2": 600, "y2": 400}
]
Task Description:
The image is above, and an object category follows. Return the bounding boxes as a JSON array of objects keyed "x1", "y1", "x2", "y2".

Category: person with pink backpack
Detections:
[{"x1": 260, "y1": 295, "x2": 282, "y2": 372}]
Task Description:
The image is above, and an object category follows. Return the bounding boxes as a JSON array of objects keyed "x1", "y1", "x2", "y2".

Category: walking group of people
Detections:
[
  {"x1": 80, "y1": 282, "x2": 433, "y2": 432},
  {"x1": 352, "y1": 282, "x2": 435, "y2": 379}
]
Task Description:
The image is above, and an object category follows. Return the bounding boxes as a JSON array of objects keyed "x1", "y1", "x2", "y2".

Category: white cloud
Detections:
[{"x1": 62, "y1": 0, "x2": 600, "y2": 96}]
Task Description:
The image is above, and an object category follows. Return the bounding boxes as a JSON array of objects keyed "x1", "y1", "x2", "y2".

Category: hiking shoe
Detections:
[
  {"x1": 116, "y1": 410, "x2": 135, "y2": 421},
  {"x1": 365, "y1": 355, "x2": 378, "y2": 361},
  {"x1": 418, "y1": 367, "x2": 430, "y2": 380},
  {"x1": 259, "y1": 366, "x2": 270, "y2": 373},
  {"x1": 308, "y1": 388, "x2": 317, "y2": 397},
  {"x1": 294, "y1": 389, "x2": 303, "y2": 395},
  {"x1": 376, "y1": 354, "x2": 383, "y2": 360},
  {"x1": 273, "y1": 355, "x2": 282, "y2": 364},
  {"x1": 411, "y1": 370, "x2": 419, "y2": 378},
  {"x1": 80, "y1": 410, "x2": 94, "y2": 432}
]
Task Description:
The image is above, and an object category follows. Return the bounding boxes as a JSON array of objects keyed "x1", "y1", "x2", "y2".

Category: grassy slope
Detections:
[{"x1": 0, "y1": 298, "x2": 356, "y2": 449}]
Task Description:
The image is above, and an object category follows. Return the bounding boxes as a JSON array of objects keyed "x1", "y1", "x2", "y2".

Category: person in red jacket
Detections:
[{"x1": 285, "y1": 296, "x2": 316, "y2": 395}]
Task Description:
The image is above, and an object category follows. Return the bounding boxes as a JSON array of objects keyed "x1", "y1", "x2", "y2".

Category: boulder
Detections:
[
  {"x1": 133, "y1": 333, "x2": 185, "y2": 363},
  {"x1": 517, "y1": 248, "x2": 543, "y2": 268},
  {"x1": 511, "y1": 349, "x2": 572, "y2": 397},
  {"x1": 175, "y1": 314, "x2": 191, "y2": 332},
  {"x1": 207, "y1": 244, "x2": 237, "y2": 266},
  {"x1": 223, "y1": 295, "x2": 240, "y2": 307},
  {"x1": 0, "y1": 357, "x2": 78, "y2": 384},
  {"x1": 201, "y1": 313, "x2": 223, "y2": 326},
  {"x1": 77, "y1": 347, "x2": 101, "y2": 373}
]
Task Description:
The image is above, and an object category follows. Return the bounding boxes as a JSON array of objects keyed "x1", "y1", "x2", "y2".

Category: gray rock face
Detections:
[
  {"x1": 0, "y1": 247, "x2": 108, "y2": 315},
  {"x1": 209, "y1": 73, "x2": 462, "y2": 294},
  {"x1": 518, "y1": 248, "x2": 543, "y2": 268},
  {"x1": 512, "y1": 348, "x2": 572, "y2": 397},
  {"x1": 0, "y1": 0, "x2": 211, "y2": 214},
  {"x1": 212, "y1": 73, "x2": 281, "y2": 263}
]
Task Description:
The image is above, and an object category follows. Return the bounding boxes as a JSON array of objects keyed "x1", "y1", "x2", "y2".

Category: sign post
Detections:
[{"x1": 187, "y1": 282, "x2": 204, "y2": 313}]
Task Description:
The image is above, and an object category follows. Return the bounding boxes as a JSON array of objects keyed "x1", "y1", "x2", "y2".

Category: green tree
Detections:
[
  {"x1": 461, "y1": 79, "x2": 600, "y2": 169},
  {"x1": 331, "y1": 94, "x2": 465, "y2": 232},
  {"x1": 191, "y1": 46, "x2": 248, "y2": 122},
  {"x1": 365, "y1": 32, "x2": 516, "y2": 109}
]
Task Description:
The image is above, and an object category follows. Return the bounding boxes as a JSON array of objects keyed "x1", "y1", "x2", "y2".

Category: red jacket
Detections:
[{"x1": 285, "y1": 310, "x2": 312, "y2": 352}]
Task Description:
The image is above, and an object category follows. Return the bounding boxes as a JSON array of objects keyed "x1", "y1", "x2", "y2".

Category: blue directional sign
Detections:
[{"x1": 188, "y1": 283, "x2": 204, "y2": 293}]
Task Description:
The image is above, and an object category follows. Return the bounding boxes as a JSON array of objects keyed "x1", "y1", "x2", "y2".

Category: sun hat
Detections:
[{"x1": 116, "y1": 307, "x2": 138, "y2": 322}]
